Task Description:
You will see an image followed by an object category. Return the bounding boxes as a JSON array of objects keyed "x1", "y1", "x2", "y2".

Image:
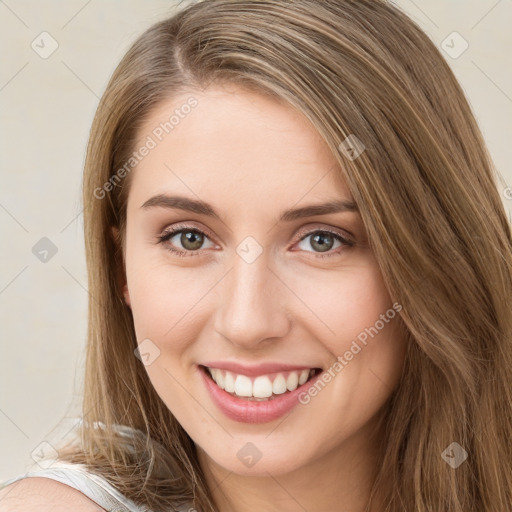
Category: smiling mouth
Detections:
[{"x1": 199, "y1": 364, "x2": 323, "y2": 401}]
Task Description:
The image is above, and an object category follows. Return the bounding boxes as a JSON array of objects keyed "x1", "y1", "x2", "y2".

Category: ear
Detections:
[{"x1": 111, "y1": 226, "x2": 131, "y2": 308}]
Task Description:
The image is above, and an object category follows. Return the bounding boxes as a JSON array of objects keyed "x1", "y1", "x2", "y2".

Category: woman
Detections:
[{"x1": 2, "y1": 0, "x2": 511, "y2": 511}]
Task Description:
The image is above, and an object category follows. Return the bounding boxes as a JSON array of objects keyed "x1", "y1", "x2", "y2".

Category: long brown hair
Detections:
[{"x1": 56, "y1": 1, "x2": 512, "y2": 510}]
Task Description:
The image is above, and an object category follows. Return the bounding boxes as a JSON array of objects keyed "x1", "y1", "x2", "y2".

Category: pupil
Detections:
[
  {"x1": 182, "y1": 231, "x2": 203, "y2": 250},
  {"x1": 312, "y1": 233, "x2": 333, "y2": 252}
]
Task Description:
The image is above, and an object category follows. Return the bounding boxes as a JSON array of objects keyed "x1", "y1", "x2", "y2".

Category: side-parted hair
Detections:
[{"x1": 57, "y1": 1, "x2": 512, "y2": 511}]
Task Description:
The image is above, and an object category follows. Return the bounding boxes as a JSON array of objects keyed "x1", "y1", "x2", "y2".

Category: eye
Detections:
[
  {"x1": 292, "y1": 229, "x2": 355, "y2": 259},
  {"x1": 157, "y1": 224, "x2": 355, "y2": 259},
  {"x1": 157, "y1": 224, "x2": 217, "y2": 257}
]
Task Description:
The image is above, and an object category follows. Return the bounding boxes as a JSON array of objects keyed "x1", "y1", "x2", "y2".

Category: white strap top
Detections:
[
  {"x1": 1, "y1": 418, "x2": 193, "y2": 512},
  {"x1": 2, "y1": 460, "x2": 151, "y2": 511}
]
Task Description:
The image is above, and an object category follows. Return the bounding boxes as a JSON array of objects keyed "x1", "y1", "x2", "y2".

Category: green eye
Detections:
[
  {"x1": 158, "y1": 227, "x2": 215, "y2": 257},
  {"x1": 295, "y1": 230, "x2": 354, "y2": 259}
]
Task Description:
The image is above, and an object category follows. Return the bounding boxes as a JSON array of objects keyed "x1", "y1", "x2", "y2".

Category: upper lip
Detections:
[{"x1": 200, "y1": 361, "x2": 322, "y2": 377}]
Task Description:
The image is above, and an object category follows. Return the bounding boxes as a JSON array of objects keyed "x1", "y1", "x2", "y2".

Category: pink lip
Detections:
[
  {"x1": 200, "y1": 361, "x2": 321, "y2": 377},
  {"x1": 198, "y1": 365, "x2": 323, "y2": 423}
]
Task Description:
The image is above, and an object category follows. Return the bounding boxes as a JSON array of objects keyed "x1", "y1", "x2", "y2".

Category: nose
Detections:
[{"x1": 213, "y1": 251, "x2": 291, "y2": 349}]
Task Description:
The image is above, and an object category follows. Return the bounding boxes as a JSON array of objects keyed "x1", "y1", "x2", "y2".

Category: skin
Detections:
[{"x1": 118, "y1": 83, "x2": 407, "y2": 512}]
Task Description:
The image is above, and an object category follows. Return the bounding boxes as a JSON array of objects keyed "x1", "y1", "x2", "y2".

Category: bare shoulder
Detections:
[{"x1": 0, "y1": 477, "x2": 105, "y2": 511}]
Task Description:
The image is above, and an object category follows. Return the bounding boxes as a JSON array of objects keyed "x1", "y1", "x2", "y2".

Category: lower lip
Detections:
[{"x1": 198, "y1": 365, "x2": 323, "y2": 424}]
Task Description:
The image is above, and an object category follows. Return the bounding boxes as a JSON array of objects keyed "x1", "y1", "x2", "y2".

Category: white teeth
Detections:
[
  {"x1": 286, "y1": 371, "x2": 299, "y2": 391},
  {"x1": 234, "y1": 374, "x2": 253, "y2": 397},
  {"x1": 298, "y1": 369, "x2": 310, "y2": 385},
  {"x1": 224, "y1": 371, "x2": 236, "y2": 393},
  {"x1": 208, "y1": 367, "x2": 217, "y2": 383},
  {"x1": 272, "y1": 374, "x2": 287, "y2": 394},
  {"x1": 215, "y1": 369, "x2": 225, "y2": 389},
  {"x1": 207, "y1": 367, "x2": 318, "y2": 399},
  {"x1": 253, "y1": 376, "x2": 273, "y2": 398}
]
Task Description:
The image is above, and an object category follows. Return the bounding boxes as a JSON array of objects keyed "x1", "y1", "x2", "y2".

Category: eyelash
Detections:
[{"x1": 156, "y1": 223, "x2": 355, "y2": 259}]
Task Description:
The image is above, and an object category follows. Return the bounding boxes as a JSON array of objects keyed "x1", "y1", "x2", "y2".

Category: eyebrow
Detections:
[{"x1": 141, "y1": 194, "x2": 358, "y2": 222}]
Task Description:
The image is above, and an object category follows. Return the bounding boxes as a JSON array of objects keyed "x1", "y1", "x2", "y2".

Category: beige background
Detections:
[{"x1": 0, "y1": 0, "x2": 511, "y2": 480}]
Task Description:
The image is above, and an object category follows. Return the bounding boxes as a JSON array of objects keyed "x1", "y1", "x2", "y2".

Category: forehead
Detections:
[{"x1": 127, "y1": 84, "x2": 352, "y2": 214}]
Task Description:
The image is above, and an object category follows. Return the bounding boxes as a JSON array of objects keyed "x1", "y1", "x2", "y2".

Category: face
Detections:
[{"x1": 120, "y1": 83, "x2": 407, "y2": 479}]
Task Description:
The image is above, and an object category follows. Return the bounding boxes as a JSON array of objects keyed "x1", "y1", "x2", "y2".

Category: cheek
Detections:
[
  {"x1": 286, "y1": 261, "x2": 394, "y2": 349},
  {"x1": 125, "y1": 250, "x2": 217, "y2": 346},
  {"x1": 288, "y1": 261, "x2": 406, "y2": 388},
  {"x1": 124, "y1": 254, "x2": 211, "y2": 411}
]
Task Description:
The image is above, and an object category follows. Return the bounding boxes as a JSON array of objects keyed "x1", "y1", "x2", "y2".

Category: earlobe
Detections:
[
  {"x1": 123, "y1": 283, "x2": 131, "y2": 308},
  {"x1": 111, "y1": 226, "x2": 131, "y2": 308}
]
